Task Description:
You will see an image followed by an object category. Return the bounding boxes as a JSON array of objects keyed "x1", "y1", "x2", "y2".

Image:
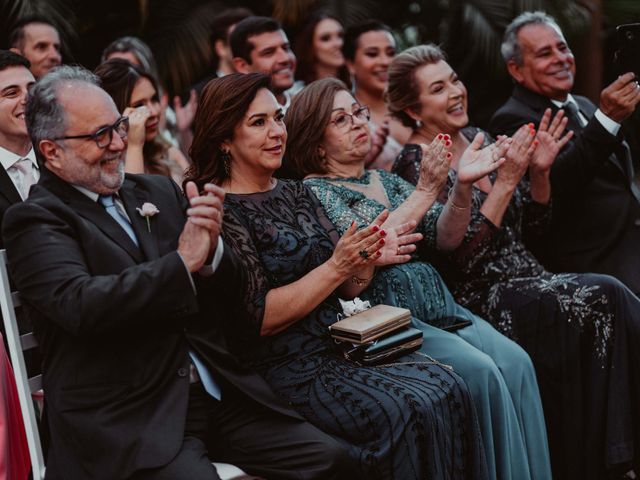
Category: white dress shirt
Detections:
[
  {"x1": 0, "y1": 146, "x2": 40, "y2": 200},
  {"x1": 552, "y1": 94, "x2": 621, "y2": 136}
]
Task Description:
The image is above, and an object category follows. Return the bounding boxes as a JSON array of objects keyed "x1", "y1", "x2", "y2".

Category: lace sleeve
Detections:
[
  {"x1": 221, "y1": 204, "x2": 269, "y2": 340},
  {"x1": 391, "y1": 143, "x2": 421, "y2": 185},
  {"x1": 518, "y1": 178, "x2": 552, "y2": 260}
]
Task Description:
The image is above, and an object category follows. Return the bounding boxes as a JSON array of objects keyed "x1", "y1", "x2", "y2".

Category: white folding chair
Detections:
[
  {"x1": 0, "y1": 250, "x2": 257, "y2": 480},
  {"x1": 0, "y1": 249, "x2": 45, "y2": 479}
]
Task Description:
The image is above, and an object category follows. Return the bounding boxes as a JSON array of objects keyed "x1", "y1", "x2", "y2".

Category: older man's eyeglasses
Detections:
[
  {"x1": 53, "y1": 116, "x2": 129, "y2": 148},
  {"x1": 330, "y1": 106, "x2": 370, "y2": 131}
]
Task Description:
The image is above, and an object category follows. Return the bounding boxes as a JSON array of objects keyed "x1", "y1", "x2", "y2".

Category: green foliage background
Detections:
[{"x1": 2, "y1": 0, "x2": 640, "y2": 130}]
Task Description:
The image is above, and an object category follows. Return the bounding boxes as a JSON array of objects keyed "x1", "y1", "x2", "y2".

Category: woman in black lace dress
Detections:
[
  {"x1": 184, "y1": 72, "x2": 488, "y2": 480},
  {"x1": 387, "y1": 44, "x2": 640, "y2": 480}
]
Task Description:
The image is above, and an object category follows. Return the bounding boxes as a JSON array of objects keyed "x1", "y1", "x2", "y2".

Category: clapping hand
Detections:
[
  {"x1": 178, "y1": 181, "x2": 225, "y2": 271},
  {"x1": 496, "y1": 124, "x2": 536, "y2": 188},
  {"x1": 457, "y1": 132, "x2": 508, "y2": 185},
  {"x1": 530, "y1": 108, "x2": 574, "y2": 174},
  {"x1": 363, "y1": 121, "x2": 389, "y2": 167},
  {"x1": 174, "y1": 90, "x2": 198, "y2": 133},
  {"x1": 329, "y1": 210, "x2": 391, "y2": 277},
  {"x1": 374, "y1": 219, "x2": 423, "y2": 266},
  {"x1": 416, "y1": 134, "x2": 451, "y2": 196}
]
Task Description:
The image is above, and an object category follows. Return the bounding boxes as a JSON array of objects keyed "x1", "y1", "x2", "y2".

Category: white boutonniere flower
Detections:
[{"x1": 136, "y1": 202, "x2": 160, "y2": 232}]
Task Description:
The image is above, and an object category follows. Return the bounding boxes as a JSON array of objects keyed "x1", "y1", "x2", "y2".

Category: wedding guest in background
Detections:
[
  {"x1": 287, "y1": 77, "x2": 551, "y2": 480},
  {"x1": 210, "y1": 8, "x2": 253, "y2": 79},
  {"x1": 9, "y1": 15, "x2": 62, "y2": 80},
  {"x1": 489, "y1": 11, "x2": 640, "y2": 297},
  {"x1": 0, "y1": 51, "x2": 37, "y2": 236},
  {"x1": 293, "y1": 12, "x2": 350, "y2": 87},
  {"x1": 230, "y1": 16, "x2": 299, "y2": 110},
  {"x1": 185, "y1": 72, "x2": 489, "y2": 480},
  {"x1": 343, "y1": 21, "x2": 411, "y2": 170},
  {"x1": 388, "y1": 43, "x2": 640, "y2": 480},
  {"x1": 101, "y1": 36, "x2": 198, "y2": 155},
  {"x1": 95, "y1": 59, "x2": 190, "y2": 185}
]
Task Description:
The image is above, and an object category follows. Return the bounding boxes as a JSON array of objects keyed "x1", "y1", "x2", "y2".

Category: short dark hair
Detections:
[
  {"x1": 343, "y1": 20, "x2": 392, "y2": 61},
  {"x1": 185, "y1": 73, "x2": 273, "y2": 188},
  {"x1": 210, "y1": 8, "x2": 253, "y2": 45},
  {"x1": 284, "y1": 77, "x2": 349, "y2": 178},
  {"x1": 230, "y1": 16, "x2": 282, "y2": 64},
  {"x1": 9, "y1": 15, "x2": 58, "y2": 50},
  {"x1": 0, "y1": 49, "x2": 31, "y2": 72}
]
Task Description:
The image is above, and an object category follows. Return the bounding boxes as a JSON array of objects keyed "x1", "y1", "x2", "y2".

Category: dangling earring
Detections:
[
  {"x1": 415, "y1": 119, "x2": 422, "y2": 129},
  {"x1": 220, "y1": 150, "x2": 231, "y2": 176}
]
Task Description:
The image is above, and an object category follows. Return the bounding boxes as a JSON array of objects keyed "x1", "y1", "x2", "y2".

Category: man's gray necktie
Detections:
[{"x1": 562, "y1": 101, "x2": 586, "y2": 127}]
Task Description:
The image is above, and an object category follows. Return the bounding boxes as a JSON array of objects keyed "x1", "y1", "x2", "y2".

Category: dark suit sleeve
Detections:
[
  {"x1": 490, "y1": 98, "x2": 623, "y2": 197},
  {"x1": 2, "y1": 201, "x2": 199, "y2": 336}
]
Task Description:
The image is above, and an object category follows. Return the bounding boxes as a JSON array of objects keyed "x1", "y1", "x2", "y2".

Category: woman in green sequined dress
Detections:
[{"x1": 284, "y1": 77, "x2": 552, "y2": 480}]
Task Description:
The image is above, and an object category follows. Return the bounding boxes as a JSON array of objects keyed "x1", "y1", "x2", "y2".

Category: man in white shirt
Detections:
[
  {"x1": 490, "y1": 11, "x2": 640, "y2": 296},
  {"x1": 0, "y1": 50, "x2": 37, "y2": 243}
]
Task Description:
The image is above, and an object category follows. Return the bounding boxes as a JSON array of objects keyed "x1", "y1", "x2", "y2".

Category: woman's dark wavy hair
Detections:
[
  {"x1": 185, "y1": 72, "x2": 272, "y2": 189},
  {"x1": 94, "y1": 59, "x2": 171, "y2": 177},
  {"x1": 293, "y1": 12, "x2": 350, "y2": 87}
]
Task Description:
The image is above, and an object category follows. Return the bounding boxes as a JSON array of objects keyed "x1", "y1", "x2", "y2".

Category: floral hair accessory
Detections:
[{"x1": 136, "y1": 202, "x2": 159, "y2": 232}]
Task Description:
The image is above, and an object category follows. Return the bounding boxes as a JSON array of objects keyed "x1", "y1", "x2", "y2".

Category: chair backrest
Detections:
[{"x1": 0, "y1": 249, "x2": 45, "y2": 480}]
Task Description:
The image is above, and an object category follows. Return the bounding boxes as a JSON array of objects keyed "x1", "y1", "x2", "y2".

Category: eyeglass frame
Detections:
[
  {"x1": 53, "y1": 116, "x2": 129, "y2": 148},
  {"x1": 328, "y1": 105, "x2": 371, "y2": 131}
]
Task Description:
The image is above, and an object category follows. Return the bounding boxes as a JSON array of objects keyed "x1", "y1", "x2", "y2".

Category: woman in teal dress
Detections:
[{"x1": 284, "y1": 77, "x2": 552, "y2": 480}]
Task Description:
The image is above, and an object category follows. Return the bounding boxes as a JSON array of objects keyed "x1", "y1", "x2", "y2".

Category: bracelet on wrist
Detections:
[
  {"x1": 350, "y1": 271, "x2": 375, "y2": 286},
  {"x1": 447, "y1": 188, "x2": 471, "y2": 211}
]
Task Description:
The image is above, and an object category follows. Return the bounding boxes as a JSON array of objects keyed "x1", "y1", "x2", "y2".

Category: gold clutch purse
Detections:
[{"x1": 329, "y1": 304, "x2": 412, "y2": 345}]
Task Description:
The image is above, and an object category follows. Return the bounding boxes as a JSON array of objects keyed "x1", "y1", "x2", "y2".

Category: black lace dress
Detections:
[
  {"x1": 221, "y1": 179, "x2": 487, "y2": 480},
  {"x1": 393, "y1": 140, "x2": 640, "y2": 480}
]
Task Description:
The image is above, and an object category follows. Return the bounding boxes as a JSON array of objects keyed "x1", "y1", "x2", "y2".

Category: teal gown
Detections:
[{"x1": 305, "y1": 170, "x2": 552, "y2": 480}]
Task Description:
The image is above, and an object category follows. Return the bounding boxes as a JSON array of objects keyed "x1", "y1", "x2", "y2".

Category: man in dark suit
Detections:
[
  {"x1": 1, "y1": 65, "x2": 359, "y2": 480},
  {"x1": 489, "y1": 11, "x2": 640, "y2": 294},
  {"x1": 0, "y1": 50, "x2": 37, "y2": 243}
]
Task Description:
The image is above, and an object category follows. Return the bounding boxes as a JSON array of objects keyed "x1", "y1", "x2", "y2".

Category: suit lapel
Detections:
[
  {"x1": 0, "y1": 167, "x2": 22, "y2": 204},
  {"x1": 39, "y1": 169, "x2": 144, "y2": 262},
  {"x1": 119, "y1": 179, "x2": 160, "y2": 261}
]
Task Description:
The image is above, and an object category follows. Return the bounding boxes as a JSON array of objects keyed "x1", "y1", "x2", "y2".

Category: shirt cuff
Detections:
[
  {"x1": 594, "y1": 109, "x2": 621, "y2": 136},
  {"x1": 176, "y1": 252, "x2": 197, "y2": 293},
  {"x1": 198, "y1": 239, "x2": 224, "y2": 277}
]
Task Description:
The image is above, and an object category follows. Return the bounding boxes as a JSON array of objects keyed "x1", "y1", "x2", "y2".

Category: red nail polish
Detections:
[
  {"x1": 379, "y1": 238, "x2": 386, "y2": 245},
  {"x1": 379, "y1": 229, "x2": 387, "y2": 237},
  {"x1": 375, "y1": 251, "x2": 382, "y2": 258},
  {"x1": 529, "y1": 129, "x2": 535, "y2": 135},
  {"x1": 528, "y1": 123, "x2": 534, "y2": 129},
  {"x1": 446, "y1": 152, "x2": 453, "y2": 159},
  {"x1": 372, "y1": 225, "x2": 379, "y2": 232},
  {"x1": 437, "y1": 133, "x2": 443, "y2": 140},
  {"x1": 445, "y1": 140, "x2": 452, "y2": 147},
  {"x1": 533, "y1": 140, "x2": 539, "y2": 145},
  {"x1": 444, "y1": 134, "x2": 451, "y2": 140}
]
